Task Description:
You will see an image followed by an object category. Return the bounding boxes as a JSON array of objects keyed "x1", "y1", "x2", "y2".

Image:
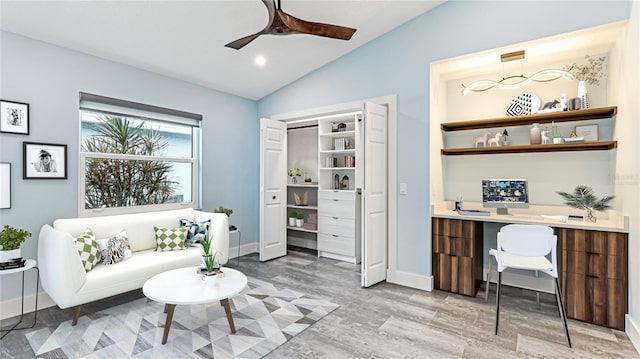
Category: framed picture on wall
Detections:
[
  {"x1": 0, "y1": 100, "x2": 30, "y2": 135},
  {"x1": 0, "y1": 163, "x2": 10, "y2": 209},
  {"x1": 23, "y1": 142, "x2": 67, "y2": 179},
  {"x1": 575, "y1": 124, "x2": 599, "y2": 142}
]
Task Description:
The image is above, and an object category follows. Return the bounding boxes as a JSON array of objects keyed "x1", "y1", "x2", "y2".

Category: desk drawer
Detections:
[
  {"x1": 318, "y1": 233, "x2": 355, "y2": 257},
  {"x1": 433, "y1": 234, "x2": 475, "y2": 257},
  {"x1": 560, "y1": 229, "x2": 627, "y2": 255},
  {"x1": 318, "y1": 190, "x2": 356, "y2": 201},
  {"x1": 562, "y1": 250, "x2": 626, "y2": 280},
  {"x1": 432, "y1": 217, "x2": 481, "y2": 239},
  {"x1": 318, "y1": 216, "x2": 355, "y2": 237},
  {"x1": 562, "y1": 272, "x2": 626, "y2": 330}
]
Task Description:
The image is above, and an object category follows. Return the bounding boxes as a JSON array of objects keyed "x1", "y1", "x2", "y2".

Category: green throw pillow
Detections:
[
  {"x1": 154, "y1": 226, "x2": 187, "y2": 251},
  {"x1": 74, "y1": 228, "x2": 102, "y2": 272}
]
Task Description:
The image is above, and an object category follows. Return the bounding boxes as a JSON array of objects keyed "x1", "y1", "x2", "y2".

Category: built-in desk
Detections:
[{"x1": 431, "y1": 202, "x2": 629, "y2": 330}]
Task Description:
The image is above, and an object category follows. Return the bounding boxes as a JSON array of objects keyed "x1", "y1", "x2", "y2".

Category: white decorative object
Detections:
[
  {"x1": 487, "y1": 132, "x2": 503, "y2": 147},
  {"x1": 560, "y1": 93, "x2": 568, "y2": 110},
  {"x1": 296, "y1": 218, "x2": 304, "y2": 227},
  {"x1": 530, "y1": 123, "x2": 541, "y2": 145},
  {"x1": 577, "y1": 80, "x2": 590, "y2": 109},
  {"x1": 474, "y1": 131, "x2": 491, "y2": 148},
  {"x1": 288, "y1": 217, "x2": 296, "y2": 226},
  {"x1": 0, "y1": 248, "x2": 20, "y2": 262},
  {"x1": 541, "y1": 130, "x2": 551, "y2": 144},
  {"x1": 505, "y1": 93, "x2": 541, "y2": 117}
]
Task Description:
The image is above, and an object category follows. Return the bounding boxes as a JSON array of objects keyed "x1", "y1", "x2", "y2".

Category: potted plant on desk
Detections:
[
  {"x1": 556, "y1": 185, "x2": 614, "y2": 223},
  {"x1": 0, "y1": 225, "x2": 31, "y2": 262}
]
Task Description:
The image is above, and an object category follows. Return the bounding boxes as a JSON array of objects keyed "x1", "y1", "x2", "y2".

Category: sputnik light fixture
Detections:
[{"x1": 461, "y1": 50, "x2": 575, "y2": 95}]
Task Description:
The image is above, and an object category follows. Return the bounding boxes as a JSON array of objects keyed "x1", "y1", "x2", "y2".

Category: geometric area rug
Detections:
[{"x1": 25, "y1": 277, "x2": 339, "y2": 358}]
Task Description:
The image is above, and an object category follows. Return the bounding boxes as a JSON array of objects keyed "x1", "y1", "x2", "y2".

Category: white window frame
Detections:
[{"x1": 78, "y1": 93, "x2": 201, "y2": 217}]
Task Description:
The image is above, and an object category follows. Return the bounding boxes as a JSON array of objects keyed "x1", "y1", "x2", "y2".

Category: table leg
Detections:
[
  {"x1": 220, "y1": 298, "x2": 236, "y2": 334},
  {"x1": 161, "y1": 304, "x2": 176, "y2": 345}
]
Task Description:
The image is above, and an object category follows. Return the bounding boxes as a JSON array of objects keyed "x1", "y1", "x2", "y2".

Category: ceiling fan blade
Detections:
[
  {"x1": 225, "y1": 0, "x2": 276, "y2": 50},
  {"x1": 277, "y1": 11, "x2": 356, "y2": 40},
  {"x1": 225, "y1": 33, "x2": 262, "y2": 50}
]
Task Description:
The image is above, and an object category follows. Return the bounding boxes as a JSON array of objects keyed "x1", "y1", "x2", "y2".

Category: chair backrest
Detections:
[{"x1": 496, "y1": 224, "x2": 558, "y2": 276}]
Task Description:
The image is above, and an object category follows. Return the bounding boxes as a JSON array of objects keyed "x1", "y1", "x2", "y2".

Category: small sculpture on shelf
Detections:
[
  {"x1": 487, "y1": 132, "x2": 503, "y2": 147},
  {"x1": 474, "y1": 131, "x2": 491, "y2": 148},
  {"x1": 541, "y1": 130, "x2": 551, "y2": 144},
  {"x1": 502, "y1": 129, "x2": 509, "y2": 146},
  {"x1": 341, "y1": 175, "x2": 349, "y2": 190}
]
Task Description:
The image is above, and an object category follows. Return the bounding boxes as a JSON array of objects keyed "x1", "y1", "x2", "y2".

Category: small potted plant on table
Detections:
[
  {"x1": 199, "y1": 234, "x2": 219, "y2": 275},
  {"x1": 556, "y1": 185, "x2": 614, "y2": 222},
  {"x1": 0, "y1": 225, "x2": 31, "y2": 262},
  {"x1": 288, "y1": 168, "x2": 302, "y2": 184}
]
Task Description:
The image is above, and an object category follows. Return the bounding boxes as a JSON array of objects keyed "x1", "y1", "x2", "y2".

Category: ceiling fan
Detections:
[{"x1": 225, "y1": 0, "x2": 357, "y2": 50}]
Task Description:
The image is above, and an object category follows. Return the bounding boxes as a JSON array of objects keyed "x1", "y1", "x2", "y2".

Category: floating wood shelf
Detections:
[
  {"x1": 441, "y1": 106, "x2": 617, "y2": 132},
  {"x1": 441, "y1": 141, "x2": 617, "y2": 156}
]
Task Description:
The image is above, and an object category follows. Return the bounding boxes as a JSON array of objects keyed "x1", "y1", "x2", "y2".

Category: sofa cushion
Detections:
[
  {"x1": 154, "y1": 226, "x2": 187, "y2": 251},
  {"x1": 180, "y1": 219, "x2": 210, "y2": 247},
  {"x1": 97, "y1": 231, "x2": 132, "y2": 265},
  {"x1": 74, "y1": 229, "x2": 102, "y2": 272}
]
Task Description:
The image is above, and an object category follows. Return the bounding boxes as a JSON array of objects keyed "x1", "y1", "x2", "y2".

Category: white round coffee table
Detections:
[{"x1": 143, "y1": 266, "x2": 248, "y2": 344}]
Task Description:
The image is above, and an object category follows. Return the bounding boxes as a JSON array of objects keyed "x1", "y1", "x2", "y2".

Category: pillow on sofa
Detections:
[
  {"x1": 96, "y1": 230, "x2": 132, "y2": 265},
  {"x1": 154, "y1": 226, "x2": 187, "y2": 251},
  {"x1": 74, "y1": 228, "x2": 102, "y2": 272},
  {"x1": 180, "y1": 219, "x2": 211, "y2": 247}
]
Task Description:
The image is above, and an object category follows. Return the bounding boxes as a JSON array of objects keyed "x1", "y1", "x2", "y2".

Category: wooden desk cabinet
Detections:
[
  {"x1": 558, "y1": 228, "x2": 628, "y2": 330},
  {"x1": 431, "y1": 218, "x2": 628, "y2": 330},
  {"x1": 432, "y1": 218, "x2": 483, "y2": 296}
]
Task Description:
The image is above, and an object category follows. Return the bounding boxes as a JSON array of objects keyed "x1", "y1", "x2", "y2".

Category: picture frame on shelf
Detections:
[
  {"x1": 23, "y1": 142, "x2": 68, "y2": 179},
  {"x1": 0, "y1": 163, "x2": 10, "y2": 209},
  {"x1": 574, "y1": 124, "x2": 599, "y2": 141},
  {"x1": 0, "y1": 100, "x2": 29, "y2": 135}
]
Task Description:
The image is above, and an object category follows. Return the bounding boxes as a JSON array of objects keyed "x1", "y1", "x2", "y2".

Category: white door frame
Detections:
[{"x1": 269, "y1": 95, "x2": 399, "y2": 284}]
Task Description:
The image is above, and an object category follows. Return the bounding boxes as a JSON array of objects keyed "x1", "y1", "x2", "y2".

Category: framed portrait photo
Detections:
[
  {"x1": 23, "y1": 142, "x2": 67, "y2": 179},
  {"x1": 575, "y1": 124, "x2": 599, "y2": 142},
  {"x1": 0, "y1": 163, "x2": 10, "y2": 209},
  {"x1": 0, "y1": 100, "x2": 30, "y2": 135}
]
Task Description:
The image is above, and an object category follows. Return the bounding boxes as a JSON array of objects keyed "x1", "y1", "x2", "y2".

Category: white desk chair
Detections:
[
  {"x1": 485, "y1": 225, "x2": 541, "y2": 306},
  {"x1": 494, "y1": 224, "x2": 571, "y2": 348}
]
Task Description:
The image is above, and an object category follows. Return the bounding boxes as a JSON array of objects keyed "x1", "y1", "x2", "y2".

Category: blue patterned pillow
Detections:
[{"x1": 180, "y1": 219, "x2": 211, "y2": 247}]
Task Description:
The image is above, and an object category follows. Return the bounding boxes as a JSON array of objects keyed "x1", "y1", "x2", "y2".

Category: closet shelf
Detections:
[
  {"x1": 440, "y1": 106, "x2": 617, "y2": 132},
  {"x1": 441, "y1": 141, "x2": 617, "y2": 156}
]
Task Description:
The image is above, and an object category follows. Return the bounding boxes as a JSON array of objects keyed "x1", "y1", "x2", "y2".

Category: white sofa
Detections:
[{"x1": 37, "y1": 208, "x2": 229, "y2": 325}]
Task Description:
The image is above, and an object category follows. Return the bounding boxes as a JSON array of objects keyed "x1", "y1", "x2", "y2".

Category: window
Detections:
[{"x1": 79, "y1": 93, "x2": 201, "y2": 216}]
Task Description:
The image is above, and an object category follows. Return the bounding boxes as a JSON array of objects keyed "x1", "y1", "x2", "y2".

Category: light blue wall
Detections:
[
  {"x1": 258, "y1": 1, "x2": 632, "y2": 276},
  {"x1": 0, "y1": 31, "x2": 259, "y2": 302}
]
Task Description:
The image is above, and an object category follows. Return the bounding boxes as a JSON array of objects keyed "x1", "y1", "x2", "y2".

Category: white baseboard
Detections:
[
  {"x1": 0, "y1": 291, "x2": 56, "y2": 320},
  {"x1": 228, "y1": 242, "x2": 258, "y2": 259},
  {"x1": 627, "y1": 315, "x2": 640, "y2": 355},
  {"x1": 386, "y1": 269, "x2": 433, "y2": 291}
]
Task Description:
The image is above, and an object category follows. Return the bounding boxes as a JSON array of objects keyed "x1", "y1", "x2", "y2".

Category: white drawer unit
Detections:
[
  {"x1": 318, "y1": 216, "x2": 354, "y2": 237},
  {"x1": 318, "y1": 190, "x2": 355, "y2": 219},
  {"x1": 317, "y1": 234, "x2": 355, "y2": 257}
]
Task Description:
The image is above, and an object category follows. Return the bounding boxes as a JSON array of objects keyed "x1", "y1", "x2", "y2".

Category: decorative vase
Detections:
[
  {"x1": 291, "y1": 176, "x2": 297, "y2": 184},
  {"x1": 586, "y1": 208, "x2": 597, "y2": 223},
  {"x1": 0, "y1": 248, "x2": 21, "y2": 262},
  {"x1": 296, "y1": 218, "x2": 304, "y2": 227},
  {"x1": 577, "y1": 80, "x2": 590, "y2": 109},
  {"x1": 288, "y1": 217, "x2": 296, "y2": 227},
  {"x1": 530, "y1": 123, "x2": 541, "y2": 145}
]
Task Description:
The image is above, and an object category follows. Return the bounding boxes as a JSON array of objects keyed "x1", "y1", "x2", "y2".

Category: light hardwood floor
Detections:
[{"x1": 1, "y1": 247, "x2": 638, "y2": 358}]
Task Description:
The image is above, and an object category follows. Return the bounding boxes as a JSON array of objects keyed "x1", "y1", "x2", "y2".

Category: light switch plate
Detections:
[{"x1": 399, "y1": 183, "x2": 408, "y2": 195}]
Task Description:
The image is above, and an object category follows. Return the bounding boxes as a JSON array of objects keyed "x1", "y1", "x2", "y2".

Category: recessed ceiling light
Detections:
[{"x1": 255, "y1": 55, "x2": 266, "y2": 67}]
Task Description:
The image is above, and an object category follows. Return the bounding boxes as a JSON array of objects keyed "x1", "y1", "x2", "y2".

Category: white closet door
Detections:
[
  {"x1": 260, "y1": 118, "x2": 287, "y2": 261},
  {"x1": 361, "y1": 102, "x2": 388, "y2": 287}
]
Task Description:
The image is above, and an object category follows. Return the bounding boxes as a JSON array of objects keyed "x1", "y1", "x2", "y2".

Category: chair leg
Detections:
[
  {"x1": 554, "y1": 278, "x2": 572, "y2": 348},
  {"x1": 485, "y1": 257, "x2": 492, "y2": 302},
  {"x1": 495, "y1": 272, "x2": 502, "y2": 335},
  {"x1": 535, "y1": 270, "x2": 540, "y2": 308}
]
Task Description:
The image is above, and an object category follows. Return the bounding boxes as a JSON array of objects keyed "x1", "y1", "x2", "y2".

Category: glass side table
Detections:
[
  {"x1": 0, "y1": 259, "x2": 39, "y2": 340},
  {"x1": 229, "y1": 226, "x2": 241, "y2": 267}
]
